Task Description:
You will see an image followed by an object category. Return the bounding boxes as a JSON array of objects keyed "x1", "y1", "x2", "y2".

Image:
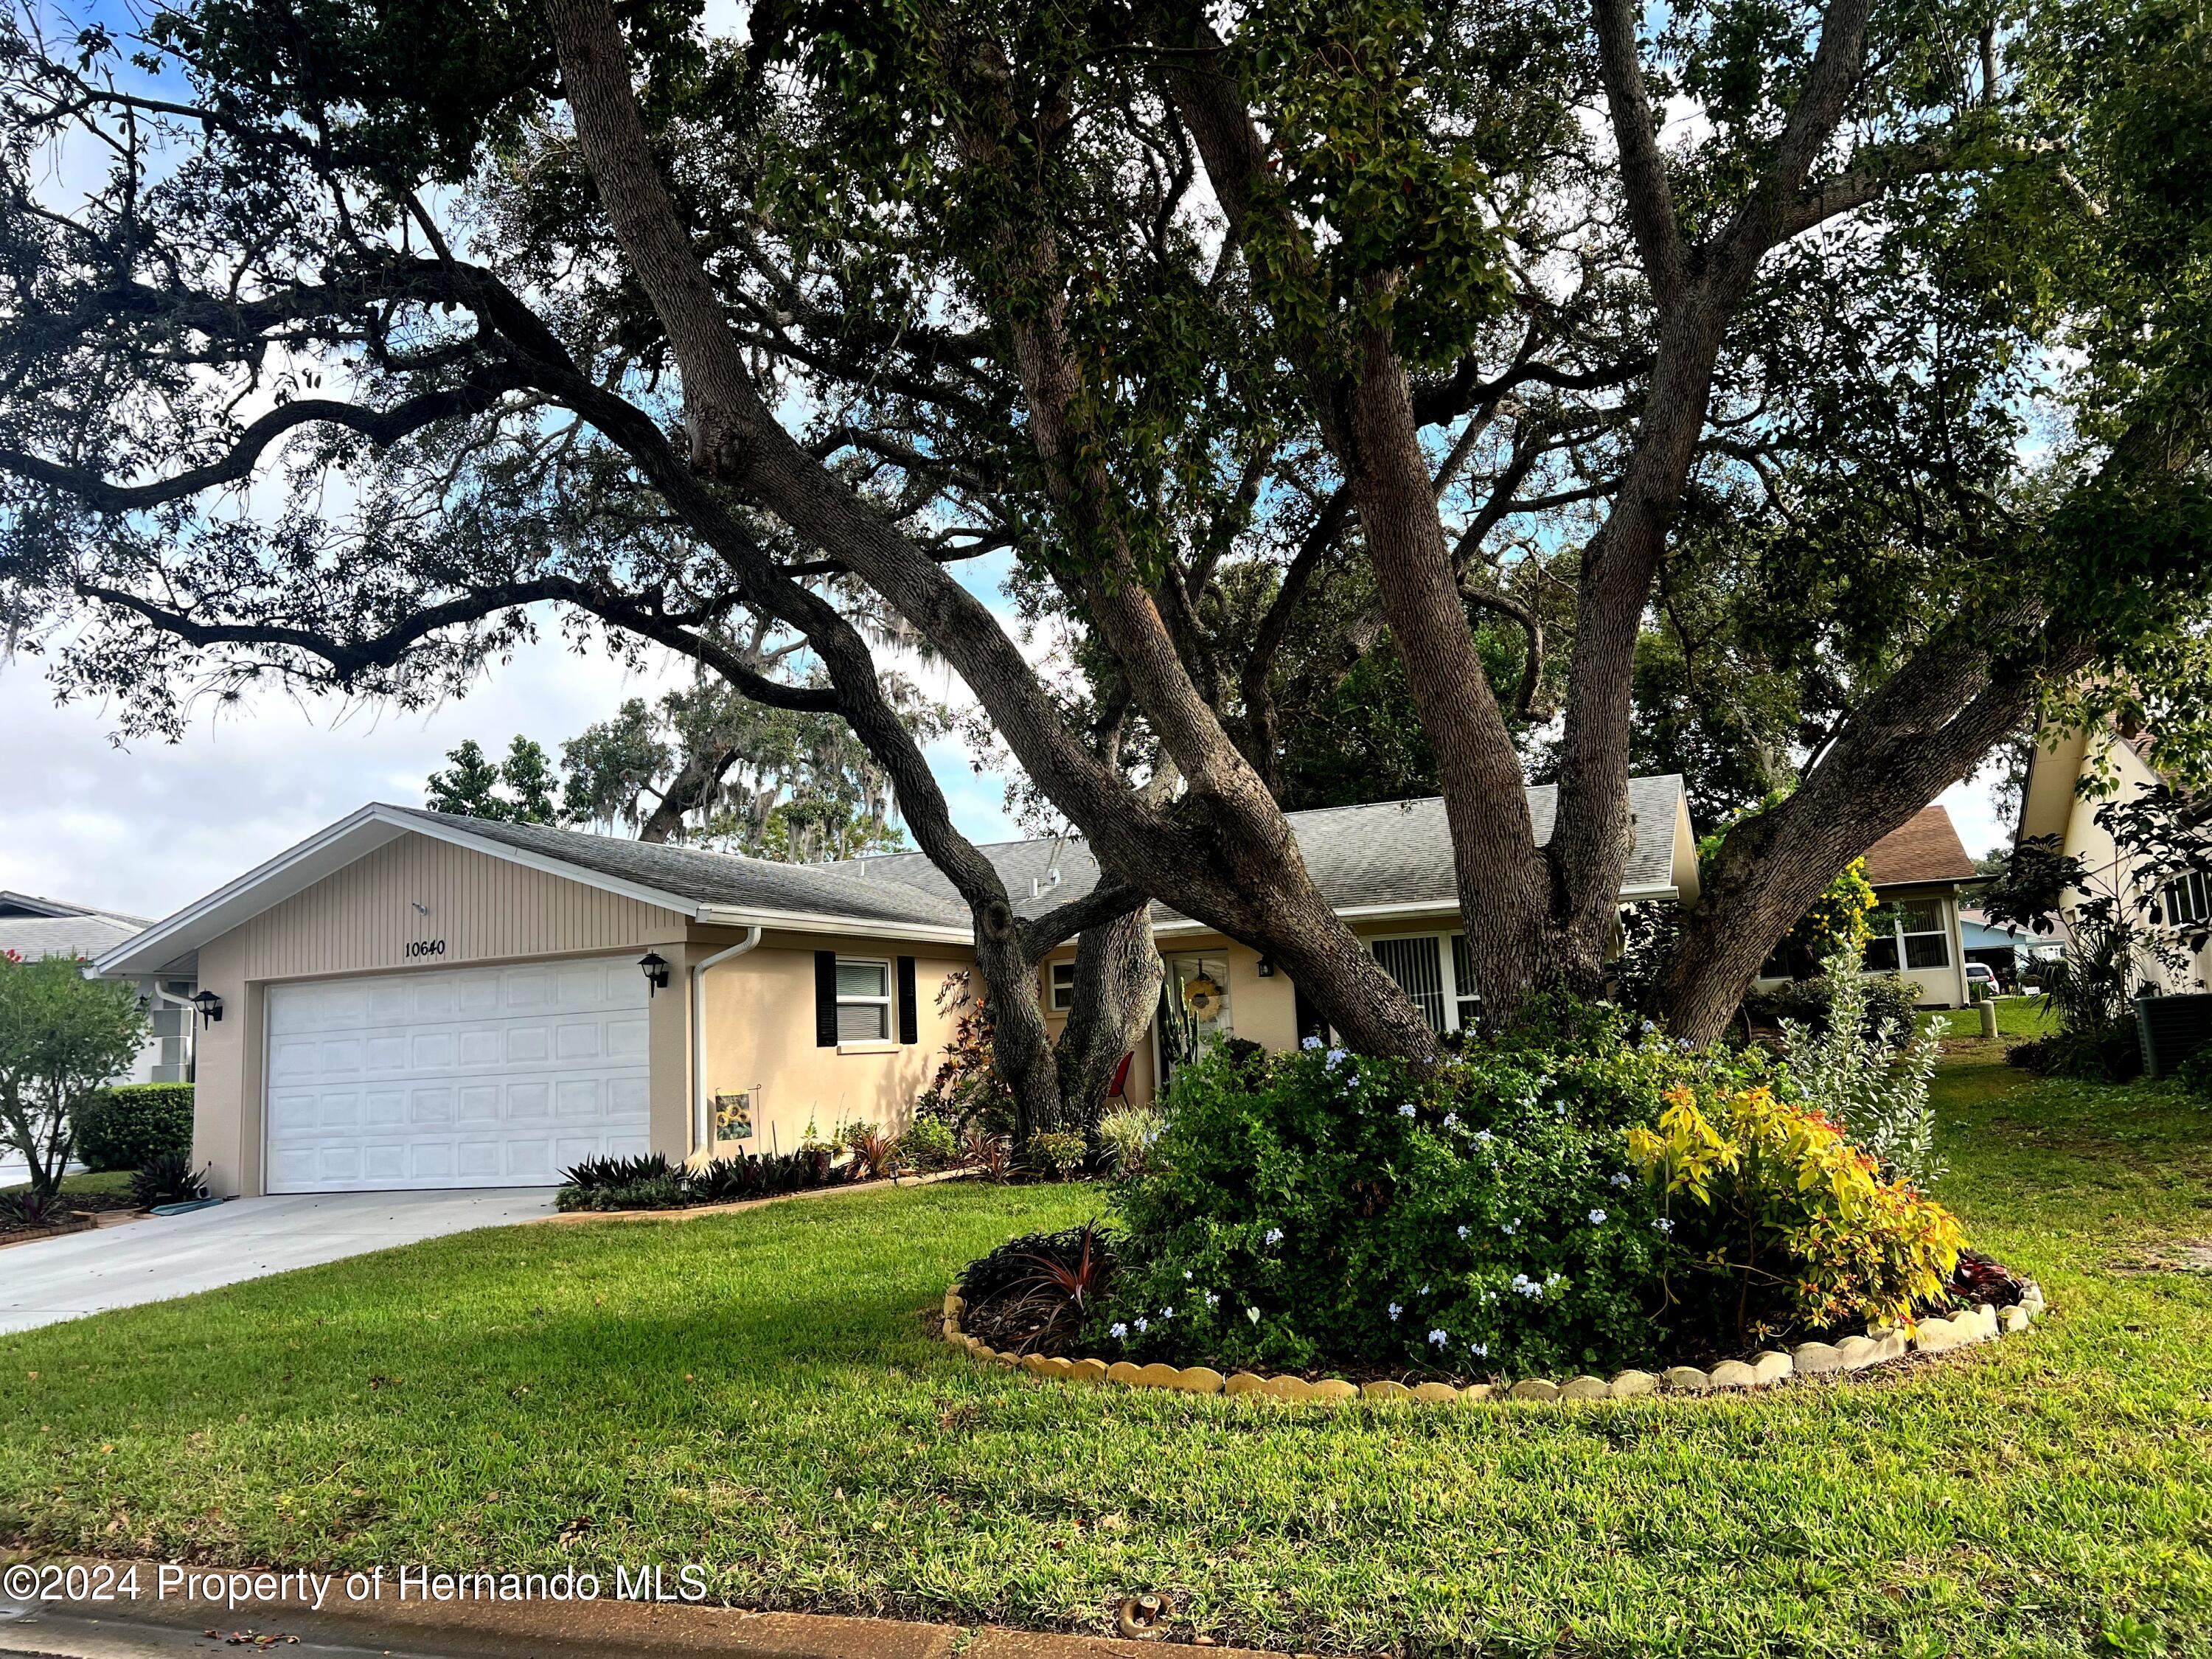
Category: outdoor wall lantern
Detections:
[
  {"x1": 638, "y1": 951, "x2": 672, "y2": 996},
  {"x1": 1256, "y1": 956, "x2": 1276, "y2": 978},
  {"x1": 191, "y1": 990, "x2": 224, "y2": 1028}
]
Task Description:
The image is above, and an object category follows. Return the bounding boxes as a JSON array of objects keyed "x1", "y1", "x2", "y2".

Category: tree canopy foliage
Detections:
[{"x1": 1, "y1": 0, "x2": 2208, "y2": 1069}]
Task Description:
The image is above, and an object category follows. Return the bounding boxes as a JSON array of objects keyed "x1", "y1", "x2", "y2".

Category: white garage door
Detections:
[{"x1": 263, "y1": 956, "x2": 651, "y2": 1193}]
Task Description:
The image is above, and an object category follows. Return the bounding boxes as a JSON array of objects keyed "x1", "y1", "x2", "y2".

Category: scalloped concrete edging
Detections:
[{"x1": 939, "y1": 1279, "x2": 2045, "y2": 1404}]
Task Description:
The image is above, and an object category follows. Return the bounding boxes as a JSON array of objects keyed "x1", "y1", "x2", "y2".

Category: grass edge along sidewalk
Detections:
[{"x1": 4, "y1": 1557, "x2": 1276, "y2": 1659}]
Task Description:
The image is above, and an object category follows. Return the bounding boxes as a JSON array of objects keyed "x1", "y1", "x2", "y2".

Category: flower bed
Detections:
[
  {"x1": 948, "y1": 1001, "x2": 2030, "y2": 1391},
  {"x1": 939, "y1": 1276, "x2": 2046, "y2": 1402}
]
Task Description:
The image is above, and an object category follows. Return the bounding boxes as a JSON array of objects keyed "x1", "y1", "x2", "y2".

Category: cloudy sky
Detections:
[{"x1": 0, "y1": 627, "x2": 1028, "y2": 922}]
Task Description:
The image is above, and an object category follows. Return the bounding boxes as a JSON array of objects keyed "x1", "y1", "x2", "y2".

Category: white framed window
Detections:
[
  {"x1": 835, "y1": 957, "x2": 893, "y2": 1043},
  {"x1": 1865, "y1": 897, "x2": 1950, "y2": 973},
  {"x1": 1370, "y1": 933, "x2": 1477, "y2": 1035},
  {"x1": 2163, "y1": 869, "x2": 2210, "y2": 927},
  {"x1": 1048, "y1": 959, "x2": 1077, "y2": 1011}
]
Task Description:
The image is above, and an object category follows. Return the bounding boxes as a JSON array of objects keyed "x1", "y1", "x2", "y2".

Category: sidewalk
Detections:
[{"x1": 0, "y1": 1561, "x2": 1287, "y2": 1659}]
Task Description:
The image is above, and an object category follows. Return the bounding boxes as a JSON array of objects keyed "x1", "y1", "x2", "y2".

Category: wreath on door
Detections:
[{"x1": 1181, "y1": 974, "x2": 1225, "y2": 1023}]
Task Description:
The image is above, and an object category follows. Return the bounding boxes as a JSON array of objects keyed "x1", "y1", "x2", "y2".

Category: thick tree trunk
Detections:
[
  {"x1": 1656, "y1": 613, "x2": 2073, "y2": 1042},
  {"x1": 1052, "y1": 909, "x2": 1164, "y2": 1134},
  {"x1": 1547, "y1": 311, "x2": 1727, "y2": 993},
  {"x1": 1336, "y1": 323, "x2": 1557, "y2": 1028},
  {"x1": 545, "y1": 0, "x2": 1441, "y2": 1068}
]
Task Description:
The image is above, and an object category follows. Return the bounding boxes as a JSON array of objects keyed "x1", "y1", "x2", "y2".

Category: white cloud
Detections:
[
  {"x1": 0, "y1": 626, "x2": 1026, "y2": 921},
  {"x1": 1940, "y1": 774, "x2": 2011, "y2": 865}
]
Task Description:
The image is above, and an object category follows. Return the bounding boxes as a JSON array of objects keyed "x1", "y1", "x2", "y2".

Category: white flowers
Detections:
[
  {"x1": 1161, "y1": 1307, "x2": 1175, "y2": 1320},
  {"x1": 1456, "y1": 1224, "x2": 1470, "y2": 1240},
  {"x1": 1588, "y1": 1208, "x2": 1607, "y2": 1225},
  {"x1": 1655, "y1": 1217, "x2": 1674, "y2": 1236},
  {"x1": 1326, "y1": 1048, "x2": 1350, "y2": 1068},
  {"x1": 1427, "y1": 1328, "x2": 1449, "y2": 1346},
  {"x1": 1183, "y1": 1268, "x2": 1193, "y2": 1280},
  {"x1": 1469, "y1": 1341, "x2": 1489, "y2": 1358},
  {"x1": 1419, "y1": 1281, "x2": 1431, "y2": 1295},
  {"x1": 1398, "y1": 1104, "x2": 1417, "y2": 1118},
  {"x1": 1442, "y1": 1111, "x2": 1459, "y2": 1128},
  {"x1": 1203, "y1": 1292, "x2": 1220, "y2": 1309},
  {"x1": 1500, "y1": 1219, "x2": 1518, "y2": 1236},
  {"x1": 1640, "y1": 1019, "x2": 1658, "y2": 1034},
  {"x1": 1388, "y1": 1301, "x2": 1402, "y2": 1321},
  {"x1": 1511, "y1": 1273, "x2": 1543, "y2": 1298},
  {"x1": 1474, "y1": 1129, "x2": 1495, "y2": 1145},
  {"x1": 1135, "y1": 1317, "x2": 1150, "y2": 1334},
  {"x1": 1610, "y1": 1171, "x2": 1632, "y2": 1188},
  {"x1": 1110, "y1": 1322, "x2": 1128, "y2": 1339},
  {"x1": 1301, "y1": 1034, "x2": 1323, "y2": 1050},
  {"x1": 1264, "y1": 1227, "x2": 1284, "y2": 1246}
]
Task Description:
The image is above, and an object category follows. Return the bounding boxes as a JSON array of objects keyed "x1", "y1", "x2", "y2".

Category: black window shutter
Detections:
[
  {"x1": 897, "y1": 956, "x2": 919, "y2": 1044},
  {"x1": 814, "y1": 950, "x2": 838, "y2": 1047},
  {"x1": 1294, "y1": 984, "x2": 1327, "y2": 1046}
]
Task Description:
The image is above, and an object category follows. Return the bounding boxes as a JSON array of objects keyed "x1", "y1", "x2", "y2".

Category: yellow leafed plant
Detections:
[{"x1": 1627, "y1": 1085, "x2": 1964, "y2": 1342}]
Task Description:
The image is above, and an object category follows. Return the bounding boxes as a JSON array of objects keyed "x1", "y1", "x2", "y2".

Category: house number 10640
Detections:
[{"x1": 405, "y1": 939, "x2": 448, "y2": 959}]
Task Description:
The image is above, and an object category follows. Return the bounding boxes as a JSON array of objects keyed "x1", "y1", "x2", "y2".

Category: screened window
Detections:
[
  {"x1": 835, "y1": 959, "x2": 892, "y2": 1042},
  {"x1": 1865, "y1": 899, "x2": 1950, "y2": 973},
  {"x1": 1898, "y1": 898, "x2": 1952, "y2": 970},
  {"x1": 2164, "y1": 870, "x2": 2210, "y2": 927},
  {"x1": 1372, "y1": 936, "x2": 1446, "y2": 1033},
  {"x1": 1368, "y1": 934, "x2": 1477, "y2": 1034},
  {"x1": 1449, "y1": 933, "x2": 1479, "y2": 1030},
  {"x1": 1048, "y1": 960, "x2": 1077, "y2": 1011}
]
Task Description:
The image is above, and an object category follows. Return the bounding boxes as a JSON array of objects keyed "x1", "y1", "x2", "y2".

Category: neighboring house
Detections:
[
  {"x1": 1750, "y1": 804, "x2": 1977, "y2": 1008},
  {"x1": 1858, "y1": 805, "x2": 1978, "y2": 1008},
  {"x1": 1, "y1": 890, "x2": 195, "y2": 1083},
  {"x1": 91, "y1": 779, "x2": 1700, "y2": 1198},
  {"x1": 1958, "y1": 908, "x2": 2030, "y2": 987},
  {"x1": 2016, "y1": 718, "x2": 2212, "y2": 995}
]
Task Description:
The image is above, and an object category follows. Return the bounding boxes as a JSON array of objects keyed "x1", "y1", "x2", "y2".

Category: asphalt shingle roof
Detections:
[
  {"x1": 1862, "y1": 804, "x2": 1977, "y2": 888},
  {"x1": 0, "y1": 894, "x2": 153, "y2": 964},
  {"x1": 824, "y1": 776, "x2": 1688, "y2": 925},
  {"x1": 392, "y1": 807, "x2": 974, "y2": 929}
]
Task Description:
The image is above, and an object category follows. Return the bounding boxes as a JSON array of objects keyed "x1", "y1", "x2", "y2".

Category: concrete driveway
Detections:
[{"x1": 0, "y1": 1189, "x2": 559, "y2": 1335}]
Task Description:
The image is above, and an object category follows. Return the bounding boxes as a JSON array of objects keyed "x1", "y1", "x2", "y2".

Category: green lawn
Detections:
[
  {"x1": 1, "y1": 1169, "x2": 134, "y2": 1200},
  {"x1": 6, "y1": 1048, "x2": 2211, "y2": 1657},
  {"x1": 1926, "y1": 997, "x2": 2057, "y2": 1040}
]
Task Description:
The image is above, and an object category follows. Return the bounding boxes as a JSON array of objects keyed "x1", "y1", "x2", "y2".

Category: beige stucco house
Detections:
[
  {"x1": 2017, "y1": 720, "x2": 2212, "y2": 994},
  {"x1": 92, "y1": 779, "x2": 1699, "y2": 1198},
  {"x1": 1753, "y1": 804, "x2": 1978, "y2": 1007}
]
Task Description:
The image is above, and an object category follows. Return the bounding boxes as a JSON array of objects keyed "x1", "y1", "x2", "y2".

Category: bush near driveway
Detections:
[
  {"x1": 74, "y1": 1083, "x2": 195, "y2": 1173},
  {"x1": 1, "y1": 1045, "x2": 2208, "y2": 1657}
]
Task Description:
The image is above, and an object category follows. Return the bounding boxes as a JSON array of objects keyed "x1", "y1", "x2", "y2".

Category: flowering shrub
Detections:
[
  {"x1": 1627, "y1": 1085, "x2": 1964, "y2": 1345},
  {"x1": 1091, "y1": 1001, "x2": 1772, "y2": 1379}
]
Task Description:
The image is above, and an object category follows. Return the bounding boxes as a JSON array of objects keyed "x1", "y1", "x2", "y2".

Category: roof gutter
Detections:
[
  {"x1": 692, "y1": 903, "x2": 973, "y2": 945},
  {"x1": 691, "y1": 928, "x2": 762, "y2": 1160}
]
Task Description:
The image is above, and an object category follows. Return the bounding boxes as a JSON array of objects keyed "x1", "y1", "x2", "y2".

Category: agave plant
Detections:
[
  {"x1": 560, "y1": 1152, "x2": 674, "y2": 1191},
  {"x1": 131, "y1": 1150, "x2": 210, "y2": 1209}
]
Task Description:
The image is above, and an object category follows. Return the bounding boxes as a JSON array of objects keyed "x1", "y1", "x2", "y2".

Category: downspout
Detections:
[{"x1": 692, "y1": 928, "x2": 762, "y2": 1158}]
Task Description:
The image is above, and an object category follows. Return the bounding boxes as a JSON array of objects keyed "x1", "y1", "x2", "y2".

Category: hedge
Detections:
[{"x1": 74, "y1": 1082, "x2": 195, "y2": 1172}]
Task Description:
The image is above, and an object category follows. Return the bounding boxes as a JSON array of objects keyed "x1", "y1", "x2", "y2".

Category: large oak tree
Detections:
[{"x1": 2, "y1": 0, "x2": 2208, "y2": 1071}]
